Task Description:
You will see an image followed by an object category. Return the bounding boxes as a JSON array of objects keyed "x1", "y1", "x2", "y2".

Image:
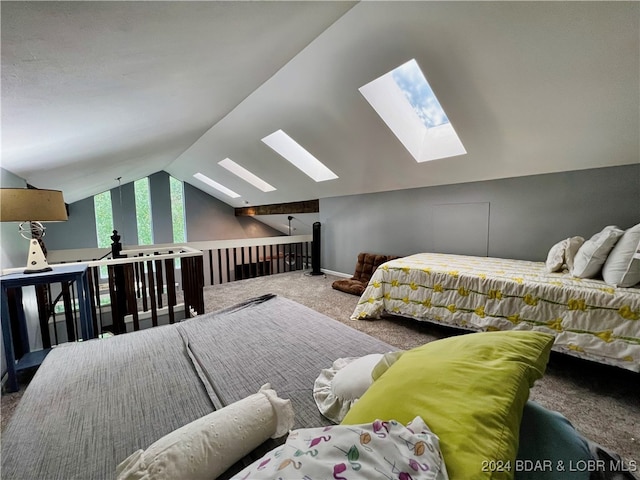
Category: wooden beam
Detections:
[{"x1": 235, "y1": 199, "x2": 319, "y2": 216}]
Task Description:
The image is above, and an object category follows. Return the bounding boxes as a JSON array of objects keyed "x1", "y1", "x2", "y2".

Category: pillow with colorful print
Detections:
[{"x1": 230, "y1": 416, "x2": 449, "y2": 480}]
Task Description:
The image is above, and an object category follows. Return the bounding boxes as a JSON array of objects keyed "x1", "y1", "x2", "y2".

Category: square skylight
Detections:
[
  {"x1": 193, "y1": 172, "x2": 240, "y2": 198},
  {"x1": 218, "y1": 158, "x2": 276, "y2": 192},
  {"x1": 261, "y1": 130, "x2": 338, "y2": 182},
  {"x1": 359, "y1": 59, "x2": 466, "y2": 163}
]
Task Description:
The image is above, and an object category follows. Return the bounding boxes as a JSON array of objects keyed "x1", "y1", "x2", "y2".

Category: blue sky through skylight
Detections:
[
  {"x1": 391, "y1": 59, "x2": 449, "y2": 129},
  {"x1": 359, "y1": 58, "x2": 466, "y2": 162}
]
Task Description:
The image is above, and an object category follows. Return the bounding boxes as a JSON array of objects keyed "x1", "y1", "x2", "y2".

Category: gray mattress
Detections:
[{"x1": 1, "y1": 294, "x2": 394, "y2": 480}]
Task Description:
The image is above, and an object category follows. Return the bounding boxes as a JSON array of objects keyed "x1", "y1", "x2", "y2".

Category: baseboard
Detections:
[{"x1": 321, "y1": 268, "x2": 351, "y2": 278}]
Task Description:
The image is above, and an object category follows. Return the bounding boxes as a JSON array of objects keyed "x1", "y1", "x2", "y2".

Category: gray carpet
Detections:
[{"x1": 2, "y1": 270, "x2": 639, "y2": 469}]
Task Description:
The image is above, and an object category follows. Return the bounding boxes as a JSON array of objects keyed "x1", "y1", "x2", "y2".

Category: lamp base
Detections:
[{"x1": 24, "y1": 239, "x2": 52, "y2": 274}]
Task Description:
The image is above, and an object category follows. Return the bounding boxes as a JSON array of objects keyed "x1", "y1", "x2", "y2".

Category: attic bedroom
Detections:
[{"x1": 1, "y1": 2, "x2": 639, "y2": 479}]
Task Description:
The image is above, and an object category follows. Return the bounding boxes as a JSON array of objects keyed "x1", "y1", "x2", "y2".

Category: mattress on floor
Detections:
[{"x1": 1, "y1": 294, "x2": 394, "y2": 480}]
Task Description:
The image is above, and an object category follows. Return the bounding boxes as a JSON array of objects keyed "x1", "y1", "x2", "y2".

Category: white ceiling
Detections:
[{"x1": 2, "y1": 1, "x2": 638, "y2": 208}]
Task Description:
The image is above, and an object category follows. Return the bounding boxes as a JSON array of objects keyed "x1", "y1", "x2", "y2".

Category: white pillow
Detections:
[
  {"x1": 230, "y1": 416, "x2": 449, "y2": 480},
  {"x1": 313, "y1": 353, "x2": 386, "y2": 423},
  {"x1": 602, "y1": 223, "x2": 640, "y2": 287},
  {"x1": 564, "y1": 236, "x2": 585, "y2": 272},
  {"x1": 116, "y1": 384, "x2": 294, "y2": 480},
  {"x1": 545, "y1": 239, "x2": 568, "y2": 272},
  {"x1": 571, "y1": 226, "x2": 624, "y2": 278},
  {"x1": 545, "y1": 237, "x2": 585, "y2": 272}
]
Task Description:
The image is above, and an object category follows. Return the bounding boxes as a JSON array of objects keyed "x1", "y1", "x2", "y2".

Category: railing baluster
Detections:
[
  {"x1": 225, "y1": 249, "x2": 230, "y2": 283},
  {"x1": 154, "y1": 258, "x2": 163, "y2": 309},
  {"x1": 182, "y1": 256, "x2": 204, "y2": 317},
  {"x1": 88, "y1": 267, "x2": 99, "y2": 336},
  {"x1": 107, "y1": 266, "x2": 118, "y2": 334},
  {"x1": 217, "y1": 249, "x2": 223, "y2": 285},
  {"x1": 240, "y1": 247, "x2": 245, "y2": 280},
  {"x1": 124, "y1": 264, "x2": 139, "y2": 332},
  {"x1": 133, "y1": 259, "x2": 140, "y2": 298},
  {"x1": 269, "y1": 245, "x2": 273, "y2": 275},
  {"x1": 232, "y1": 248, "x2": 238, "y2": 281},
  {"x1": 140, "y1": 257, "x2": 148, "y2": 312},
  {"x1": 194, "y1": 255, "x2": 204, "y2": 314},
  {"x1": 165, "y1": 258, "x2": 176, "y2": 324},
  {"x1": 208, "y1": 250, "x2": 214, "y2": 286},
  {"x1": 146, "y1": 260, "x2": 158, "y2": 327}
]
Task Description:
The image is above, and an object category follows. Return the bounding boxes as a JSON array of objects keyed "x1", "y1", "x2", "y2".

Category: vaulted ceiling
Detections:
[{"x1": 2, "y1": 1, "x2": 638, "y2": 208}]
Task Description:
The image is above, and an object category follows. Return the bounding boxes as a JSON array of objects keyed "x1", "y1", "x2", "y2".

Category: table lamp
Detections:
[{"x1": 0, "y1": 188, "x2": 68, "y2": 273}]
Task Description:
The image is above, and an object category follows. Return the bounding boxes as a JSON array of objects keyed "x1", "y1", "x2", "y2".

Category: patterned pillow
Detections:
[{"x1": 230, "y1": 416, "x2": 449, "y2": 480}]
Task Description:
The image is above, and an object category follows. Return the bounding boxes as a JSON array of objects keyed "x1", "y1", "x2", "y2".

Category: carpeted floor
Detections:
[{"x1": 2, "y1": 270, "x2": 639, "y2": 468}]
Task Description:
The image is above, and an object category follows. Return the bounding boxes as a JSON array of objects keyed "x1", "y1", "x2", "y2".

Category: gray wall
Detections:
[
  {"x1": 184, "y1": 182, "x2": 283, "y2": 241},
  {"x1": 45, "y1": 171, "x2": 283, "y2": 251},
  {"x1": 149, "y1": 171, "x2": 174, "y2": 244},
  {"x1": 320, "y1": 164, "x2": 640, "y2": 274}
]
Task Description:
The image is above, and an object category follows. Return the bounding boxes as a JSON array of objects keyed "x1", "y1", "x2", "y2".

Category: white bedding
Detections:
[{"x1": 352, "y1": 253, "x2": 640, "y2": 372}]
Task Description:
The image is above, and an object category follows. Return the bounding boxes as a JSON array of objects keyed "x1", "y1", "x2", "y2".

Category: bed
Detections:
[
  {"x1": 351, "y1": 253, "x2": 640, "y2": 372},
  {"x1": 1, "y1": 294, "x2": 635, "y2": 480}
]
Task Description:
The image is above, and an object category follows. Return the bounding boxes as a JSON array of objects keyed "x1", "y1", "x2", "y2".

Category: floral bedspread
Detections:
[{"x1": 352, "y1": 253, "x2": 640, "y2": 372}]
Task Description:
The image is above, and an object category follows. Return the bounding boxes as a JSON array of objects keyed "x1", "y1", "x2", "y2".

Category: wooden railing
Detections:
[
  {"x1": 170, "y1": 235, "x2": 314, "y2": 287},
  {"x1": 31, "y1": 234, "x2": 312, "y2": 343},
  {"x1": 0, "y1": 246, "x2": 205, "y2": 345},
  {"x1": 92, "y1": 246, "x2": 205, "y2": 336}
]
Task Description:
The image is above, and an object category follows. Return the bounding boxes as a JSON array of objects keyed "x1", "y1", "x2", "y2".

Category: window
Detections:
[
  {"x1": 193, "y1": 172, "x2": 240, "y2": 198},
  {"x1": 93, "y1": 175, "x2": 186, "y2": 250},
  {"x1": 93, "y1": 191, "x2": 114, "y2": 248},
  {"x1": 169, "y1": 176, "x2": 186, "y2": 243},
  {"x1": 218, "y1": 158, "x2": 276, "y2": 192},
  {"x1": 134, "y1": 178, "x2": 153, "y2": 245},
  {"x1": 261, "y1": 130, "x2": 338, "y2": 182},
  {"x1": 359, "y1": 59, "x2": 466, "y2": 163}
]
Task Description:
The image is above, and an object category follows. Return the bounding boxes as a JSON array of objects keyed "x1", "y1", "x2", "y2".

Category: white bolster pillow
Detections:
[{"x1": 116, "y1": 383, "x2": 294, "y2": 480}]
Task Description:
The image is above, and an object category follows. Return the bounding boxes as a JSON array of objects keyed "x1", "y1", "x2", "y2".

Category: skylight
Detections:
[
  {"x1": 359, "y1": 59, "x2": 466, "y2": 163},
  {"x1": 261, "y1": 130, "x2": 338, "y2": 182},
  {"x1": 193, "y1": 172, "x2": 240, "y2": 199},
  {"x1": 218, "y1": 158, "x2": 276, "y2": 192}
]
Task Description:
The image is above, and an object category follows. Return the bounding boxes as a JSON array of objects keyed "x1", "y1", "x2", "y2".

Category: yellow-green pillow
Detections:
[{"x1": 341, "y1": 330, "x2": 554, "y2": 480}]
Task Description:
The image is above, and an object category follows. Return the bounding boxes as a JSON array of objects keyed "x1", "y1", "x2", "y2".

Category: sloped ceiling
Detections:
[{"x1": 2, "y1": 1, "x2": 638, "y2": 208}]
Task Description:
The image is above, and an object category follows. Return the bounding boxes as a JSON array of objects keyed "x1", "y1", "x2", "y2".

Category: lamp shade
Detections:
[{"x1": 0, "y1": 188, "x2": 68, "y2": 222}]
